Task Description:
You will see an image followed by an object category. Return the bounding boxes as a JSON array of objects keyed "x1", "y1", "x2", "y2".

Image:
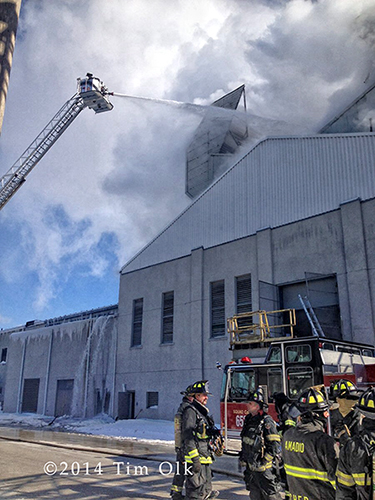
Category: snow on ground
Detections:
[{"x1": 0, "y1": 412, "x2": 175, "y2": 444}]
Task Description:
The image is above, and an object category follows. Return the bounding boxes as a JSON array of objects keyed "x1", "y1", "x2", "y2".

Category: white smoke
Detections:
[{"x1": 0, "y1": 0, "x2": 374, "y2": 324}]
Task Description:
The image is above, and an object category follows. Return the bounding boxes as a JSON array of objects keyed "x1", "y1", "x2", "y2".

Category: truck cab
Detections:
[{"x1": 221, "y1": 309, "x2": 375, "y2": 450}]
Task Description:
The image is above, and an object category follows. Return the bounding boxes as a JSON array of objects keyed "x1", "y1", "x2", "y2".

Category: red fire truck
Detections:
[{"x1": 220, "y1": 308, "x2": 375, "y2": 451}]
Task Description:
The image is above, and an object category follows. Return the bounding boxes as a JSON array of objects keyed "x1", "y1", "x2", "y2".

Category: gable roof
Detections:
[{"x1": 121, "y1": 132, "x2": 375, "y2": 275}]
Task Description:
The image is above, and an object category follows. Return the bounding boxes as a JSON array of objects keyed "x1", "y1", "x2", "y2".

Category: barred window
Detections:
[
  {"x1": 131, "y1": 298, "x2": 143, "y2": 347},
  {"x1": 162, "y1": 291, "x2": 174, "y2": 344},
  {"x1": 236, "y1": 274, "x2": 252, "y2": 329},
  {"x1": 236, "y1": 274, "x2": 252, "y2": 314},
  {"x1": 147, "y1": 391, "x2": 159, "y2": 408},
  {"x1": 211, "y1": 280, "x2": 225, "y2": 337}
]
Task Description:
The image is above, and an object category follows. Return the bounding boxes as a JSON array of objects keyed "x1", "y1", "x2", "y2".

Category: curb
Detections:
[{"x1": 0, "y1": 431, "x2": 243, "y2": 479}]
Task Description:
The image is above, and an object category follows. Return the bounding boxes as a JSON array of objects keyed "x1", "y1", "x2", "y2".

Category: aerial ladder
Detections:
[{"x1": 0, "y1": 73, "x2": 113, "y2": 211}]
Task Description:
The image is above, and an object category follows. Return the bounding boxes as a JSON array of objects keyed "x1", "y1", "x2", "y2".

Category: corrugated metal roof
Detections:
[{"x1": 121, "y1": 133, "x2": 375, "y2": 274}]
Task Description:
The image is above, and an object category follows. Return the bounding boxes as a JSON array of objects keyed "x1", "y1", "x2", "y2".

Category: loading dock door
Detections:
[
  {"x1": 22, "y1": 378, "x2": 40, "y2": 413},
  {"x1": 55, "y1": 379, "x2": 74, "y2": 416}
]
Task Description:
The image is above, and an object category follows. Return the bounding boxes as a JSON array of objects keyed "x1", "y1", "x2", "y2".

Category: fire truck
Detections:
[{"x1": 220, "y1": 305, "x2": 375, "y2": 451}]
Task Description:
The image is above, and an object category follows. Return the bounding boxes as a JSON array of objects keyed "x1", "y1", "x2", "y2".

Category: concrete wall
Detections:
[
  {"x1": 3, "y1": 315, "x2": 118, "y2": 417},
  {"x1": 117, "y1": 198, "x2": 375, "y2": 421},
  {"x1": 0, "y1": 329, "x2": 11, "y2": 409}
]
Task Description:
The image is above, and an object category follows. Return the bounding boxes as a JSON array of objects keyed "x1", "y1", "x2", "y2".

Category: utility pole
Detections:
[{"x1": 0, "y1": 0, "x2": 22, "y2": 134}]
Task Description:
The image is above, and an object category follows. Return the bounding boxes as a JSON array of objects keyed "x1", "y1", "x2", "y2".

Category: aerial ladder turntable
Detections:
[{"x1": 0, "y1": 73, "x2": 113, "y2": 211}]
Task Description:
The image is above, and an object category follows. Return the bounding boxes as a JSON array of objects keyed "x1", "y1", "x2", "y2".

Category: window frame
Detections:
[
  {"x1": 146, "y1": 391, "x2": 159, "y2": 409},
  {"x1": 131, "y1": 298, "x2": 143, "y2": 347},
  {"x1": 267, "y1": 367, "x2": 283, "y2": 402},
  {"x1": 1, "y1": 348, "x2": 7, "y2": 363},
  {"x1": 161, "y1": 291, "x2": 174, "y2": 344},
  {"x1": 286, "y1": 344, "x2": 312, "y2": 363},
  {"x1": 287, "y1": 366, "x2": 314, "y2": 399},
  {"x1": 235, "y1": 274, "x2": 252, "y2": 315},
  {"x1": 210, "y1": 279, "x2": 226, "y2": 338}
]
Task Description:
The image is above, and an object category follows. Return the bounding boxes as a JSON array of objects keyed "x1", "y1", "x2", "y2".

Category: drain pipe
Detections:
[{"x1": 200, "y1": 250, "x2": 205, "y2": 379}]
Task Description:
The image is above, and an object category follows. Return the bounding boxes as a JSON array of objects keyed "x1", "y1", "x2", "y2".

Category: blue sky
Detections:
[{"x1": 0, "y1": 0, "x2": 374, "y2": 328}]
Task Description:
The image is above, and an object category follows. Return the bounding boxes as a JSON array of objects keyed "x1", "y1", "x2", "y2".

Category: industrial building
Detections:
[
  {"x1": 1, "y1": 305, "x2": 118, "y2": 417},
  {"x1": 116, "y1": 131, "x2": 375, "y2": 421},
  {"x1": 1, "y1": 83, "x2": 375, "y2": 422}
]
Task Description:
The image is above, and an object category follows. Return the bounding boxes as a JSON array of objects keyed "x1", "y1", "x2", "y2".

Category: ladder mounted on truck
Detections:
[
  {"x1": 298, "y1": 294, "x2": 325, "y2": 337},
  {"x1": 227, "y1": 308, "x2": 296, "y2": 347},
  {"x1": 0, "y1": 73, "x2": 113, "y2": 211}
]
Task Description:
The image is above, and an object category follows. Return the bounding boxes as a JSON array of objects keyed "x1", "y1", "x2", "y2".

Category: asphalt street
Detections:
[{"x1": 0, "y1": 427, "x2": 249, "y2": 499}]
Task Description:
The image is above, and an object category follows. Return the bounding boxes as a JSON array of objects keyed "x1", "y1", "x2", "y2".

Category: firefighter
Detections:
[
  {"x1": 273, "y1": 392, "x2": 300, "y2": 435},
  {"x1": 273, "y1": 392, "x2": 300, "y2": 493},
  {"x1": 336, "y1": 386, "x2": 375, "y2": 500},
  {"x1": 170, "y1": 385, "x2": 194, "y2": 500},
  {"x1": 328, "y1": 379, "x2": 362, "y2": 447},
  {"x1": 239, "y1": 387, "x2": 282, "y2": 500},
  {"x1": 181, "y1": 380, "x2": 219, "y2": 500},
  {"x1": 282, "y1": 387, "x2": 337, "y2": 500}
]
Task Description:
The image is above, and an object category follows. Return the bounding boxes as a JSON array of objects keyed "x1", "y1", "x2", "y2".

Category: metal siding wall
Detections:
[{"x1": 123, "y1": 134, "x2": 375, "y2": 273}]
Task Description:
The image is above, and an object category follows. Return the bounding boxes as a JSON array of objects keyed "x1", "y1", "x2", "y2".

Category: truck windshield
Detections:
[
  {"x1": 222, "y1": 369, "x2": 256, "y2": 401},
  {"x1": 287, "y1": 366, "x2": 314, "y2": 399}
]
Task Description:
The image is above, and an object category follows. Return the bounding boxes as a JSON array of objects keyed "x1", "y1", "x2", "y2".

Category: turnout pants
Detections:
[
  {"x1": 244, "y1": 466, "x2": 282, "y2": 500},
  {"x1": 185, "y1": 464, "x2": 212, "y2": 499},
  {"x1": 170, "y1": 450, "x2": 186, "y2": 496}
]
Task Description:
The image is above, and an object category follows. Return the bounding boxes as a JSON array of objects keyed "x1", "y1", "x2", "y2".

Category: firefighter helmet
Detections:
[
  {"x1": 248, "y1": 387, "x2": 266, "y2": 406},
  {"x1": 190, "y1": 380, "x2": 212, "y2": 395},
  {"x1": 357, "y1": 387, "x2": 375, "y2": 417},
  {"x1": 329, "y1": 379, "x2": 362, "y2": 400},
  {"x1": 297, "y1": 388, "x2": 329, "y2": 412},
  {"x1": 273, "y1": 392, "x2": 291, "y2": 414},
  {"x1": 180, "y1": 384, "x2": 193, "y2": 396}
]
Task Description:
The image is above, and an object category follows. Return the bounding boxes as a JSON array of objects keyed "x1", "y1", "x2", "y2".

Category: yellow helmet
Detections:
[
  {"x1": 329, "y1": 379, "x2": 361, "y2": 400},
  {"x1": 298, "y1": 388, "x2": 329, "y2": 412},
  {"x1": 357, "y1": 387, "x2": 375, "y2": 416}
]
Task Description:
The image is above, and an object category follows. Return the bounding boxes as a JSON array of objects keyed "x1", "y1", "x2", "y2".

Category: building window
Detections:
[
  {"x1": 162, "y1": 291, "x2": 174, "y2": 344},
  {"x1": 1, "y1": 348, "x2": 7, "y2": 363},
  {"x1": 236, "y1": 274, "x2": 252, "y2": 314},
  {"x1": 211, "y1": 280, "x2": 225, "y2": 337},
  {"x1": 131, "y1": 298, "x2": 143, "y2": 347},
  {"x1": 146, "y1": 391, "x2": 159, "y2": 408}
]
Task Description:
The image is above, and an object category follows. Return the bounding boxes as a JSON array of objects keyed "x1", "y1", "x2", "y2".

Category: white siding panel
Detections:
[{"x1": 122, "y1": 133, "x2": 375, "y2": 274}]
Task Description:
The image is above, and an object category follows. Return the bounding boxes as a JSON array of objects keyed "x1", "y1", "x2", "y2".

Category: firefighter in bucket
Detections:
[{"x1": 239, "y1": 387, "x2": 282, "y2": 500}]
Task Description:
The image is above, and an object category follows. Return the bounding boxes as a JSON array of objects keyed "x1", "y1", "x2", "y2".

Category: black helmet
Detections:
[
  {"x1": 273, "y1": 392, "x2": 291, "y2": 414},
  {"x1": 248, "y1": 387, "x2": 266, "y2": 407},
  {"x1": 357, "y1": 387, "x2": 375, "y2": 418},
  {"x1": 329, "y1": 379, "x2": 362, "y2": 400},
  {"x1": 180, "y1": 384, "x2": 193, "y2": 396},
  {"x1": 191, "y1": 380, "x2": 212, "y2": 395},
  {"x1": 298, "y1": 388, "x2": 329, "y2": 413}
]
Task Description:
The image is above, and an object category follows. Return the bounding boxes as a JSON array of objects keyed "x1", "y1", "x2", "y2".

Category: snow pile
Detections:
[
  {"x1": 0, "y1": 412, "x2": 53, "y2": 428},
  {"x1": 72, "y1": 417, "x2": 175, "y2": 443},
  {"x1": 0, "y1": 412, "x2": 174, "y2": 443}
]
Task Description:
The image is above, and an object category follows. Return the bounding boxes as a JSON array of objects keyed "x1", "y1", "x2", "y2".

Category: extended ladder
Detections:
[{"x1": 0, "y1": 74, "x2": 113, "y2": 211}]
